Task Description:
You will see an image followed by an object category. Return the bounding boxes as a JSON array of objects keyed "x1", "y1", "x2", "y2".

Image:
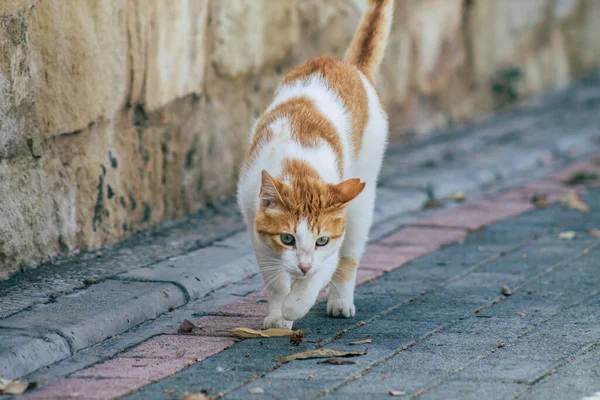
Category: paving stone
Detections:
[
  {"x1": 0, "y1": 280, "x2": 185, "y2": 351},
  {"x1": 361, "y1": 244, "x2": 428, "y2": 273},
  {"x1": 22, "y1": 377, "x2": 152, "y2": 400},
  {"x1": 73, "y1": 357, "x2": 187, "y2": 380},
  {"x1": 381, "y1": 226, "x2": 468, "y2": 250},
  {"x1": 416, "y1": 380, "x2": 526, "y2": 400},
  {"x1": 518, "y1": 346, "x2": 600, "y2": 400},
  {"x1": 0, "y1": 328, "x2": 70, "y2": 380},
  {"x1": 121, "y1": 335, "x2": 235, "y2": 361}
]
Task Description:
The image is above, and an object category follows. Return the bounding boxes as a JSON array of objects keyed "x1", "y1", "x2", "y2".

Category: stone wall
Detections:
[{"x1": 1, "y1": 0, "x2": 599, "y2": 278}]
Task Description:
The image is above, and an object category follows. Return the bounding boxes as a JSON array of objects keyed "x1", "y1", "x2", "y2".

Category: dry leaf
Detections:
[
  {"x1": 389, "y1": 390, "x2": 407, "y2": 397},
  {"x1": 559, "y1": 231, "x2": 576, "y2": 240},
  {"x1": 182, "y1": 392, "x2": 208, "y2": 400},
  {"x1": 227, "y1": 327, "x2": 298, "y2": 338},
  {"x1": 262, "y1": 328, "x2": 298, "y2": 337},
  {"x1": 290, "y1": 331, "x2": 304, "y2": 345},
  {"x1": 349, "y1": 339, "x2": 372, "y2": 345},
  {"x1": 448, "y1": 192, "x2": 466, "y2": 202},
  {"x1": 0, "y1": 379, "x2": 33, "y2": 395},
  {"x1": 276, "y1": 348, "x2": 366, "y2": 363},
  {"x1": 248, "y1": 387, "x2": 265, "y2": 394},
  {"x1": 562, "y1": 193, "x2": 589, "y2": 213},
  {"x1": 317, "y1": 357, "x2": 357, "y2": 365},
  {"x1": 500, "y1": 285, "x2": 512, "y2": 296}
]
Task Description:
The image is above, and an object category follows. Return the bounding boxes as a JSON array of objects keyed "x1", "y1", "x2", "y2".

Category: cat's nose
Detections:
[{"x1": 298, "y1": 263, "x2": 312, "y2": 275}]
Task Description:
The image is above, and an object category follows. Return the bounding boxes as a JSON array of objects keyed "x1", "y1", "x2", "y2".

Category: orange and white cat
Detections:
[{"x1": 237, "y1": 0, "x2": 394, "y2": 329}]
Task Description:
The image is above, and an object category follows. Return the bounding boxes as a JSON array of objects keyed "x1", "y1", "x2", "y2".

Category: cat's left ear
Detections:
[
  {"x1": 260, "y1": 170, "x2": 285, "y2": 208},
  {"x1": 331, "y1": 178, "x2": 365, "y2": 205}
]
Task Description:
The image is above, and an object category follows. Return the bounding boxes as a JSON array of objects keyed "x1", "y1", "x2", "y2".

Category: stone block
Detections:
[
  {"x1": 210, "y1": 0, "x2": 299, "y2": 77},
  {"x1": 28, "y1": 0, "x2": 128, "y2": 136},
  {"x1": 128, "y1": 0, "x2": 209, "y2": 111}
]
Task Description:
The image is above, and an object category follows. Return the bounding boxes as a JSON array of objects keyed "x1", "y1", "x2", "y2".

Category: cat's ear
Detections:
[
  {"x1": 260, "y1": 170, "x2": 284, "y2": 208},
  {"x1": 331, "y1": 178, "x2": 365, "y2": 205}
]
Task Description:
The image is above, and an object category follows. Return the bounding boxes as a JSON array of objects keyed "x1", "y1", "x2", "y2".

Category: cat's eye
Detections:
[
  {"x1": 316, "y1": 236, "x2": 330, "y2": 246},
  {"x1": 280, "y1": 234, "x2": 295, "y2": 245}
]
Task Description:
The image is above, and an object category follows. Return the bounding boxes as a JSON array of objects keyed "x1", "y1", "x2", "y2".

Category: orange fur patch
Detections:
[
  {"x1": 332, "y1": 256, "x2": 359, "y2": 282},
  {"x1": 243, "y1": 97, "x2": 344, "y2": 175},
  {"x1": 283, "y1": 56, "x2": 369, "y2": 156}
]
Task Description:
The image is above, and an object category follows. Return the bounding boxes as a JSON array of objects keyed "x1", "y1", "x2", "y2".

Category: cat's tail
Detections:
[{"x1": 344, "y1": 0, "x2": 394, "y2": 81}]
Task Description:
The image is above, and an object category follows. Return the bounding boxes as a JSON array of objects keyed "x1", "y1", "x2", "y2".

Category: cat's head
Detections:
[{"x1": 254, "y1": 168, "x2": 365, "y2": 277}]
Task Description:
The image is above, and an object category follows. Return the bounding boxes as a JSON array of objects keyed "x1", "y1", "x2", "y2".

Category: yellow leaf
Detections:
[
  {"x1": 227, "y1": 328, "x2": 270, "y2": 338},
  {"x1": 276, "y1": 348, "x2": 366, "y2": 363},
  {"x1": 562, "y1": 193, "x2": 589, "y2": 213},
  {"x1": 261, "y1": 328, "x2": 296, "y2": 337}
]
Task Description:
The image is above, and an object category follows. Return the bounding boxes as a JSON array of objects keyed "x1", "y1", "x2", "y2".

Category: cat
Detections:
[{"x1": 237, "y1": 0, "x2": 394, "y2": 329}]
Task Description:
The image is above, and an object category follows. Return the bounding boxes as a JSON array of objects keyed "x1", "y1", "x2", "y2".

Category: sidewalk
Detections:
[{"x1": 1, "y1": 74, "x2": 600, "y2": 399}]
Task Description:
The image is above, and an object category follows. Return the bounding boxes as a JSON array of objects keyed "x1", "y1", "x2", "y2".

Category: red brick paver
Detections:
[{"x1": 22, "y1": 378, "x2": 151, "y2": 400}]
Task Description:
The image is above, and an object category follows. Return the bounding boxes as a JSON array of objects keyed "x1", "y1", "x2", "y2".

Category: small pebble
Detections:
[
  {"x1": 498, "y1": 343, "x2": 505, "y2": 348},
  {"x1": 248, "y1": 387, "x2": 264, "y2": 394},
  {"x1": 501, "y1": 285, "x2": 513, "y2": 296}
]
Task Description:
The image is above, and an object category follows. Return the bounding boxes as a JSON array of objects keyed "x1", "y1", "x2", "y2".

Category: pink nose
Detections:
[{"x1": 298, "y1": 263, "x2": 312, "y2": 274}]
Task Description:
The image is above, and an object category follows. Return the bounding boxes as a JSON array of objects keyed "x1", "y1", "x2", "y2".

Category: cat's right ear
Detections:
[{"x1": 260, "y1": 170, "x2": 284, "y2": 208}]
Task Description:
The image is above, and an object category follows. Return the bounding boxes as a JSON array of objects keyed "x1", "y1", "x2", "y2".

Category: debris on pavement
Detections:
[
  {"x1": 182, "y1": 392, "x2": 207, "y2": 400},
  {"x1": 498, "y1": 343, "x2": 505, "y2": 348},
  {"x1": 562, "y1": 192, "x2": 589, "y2": 213},
  {"x1": 290, "y1": 330, "x2": 304, "y2": 346},
  {"x1": 531, "y1": 193, "x2": 550, "y2": 208},
  {"x1": 500, "y1": 285, "x2": 513, "y2": 296},
  {"x1": 228, "y1": 327, "x2": 301, "y2": 338},
  {"x1": 248, "y1": 387, "x2": 265, "y2": 394},
  {"x1": 516, "y1": 312, "x2": 527, "y2": 317},
  {"x1": 356, "y1": 321, "x2": 366, "y2": 327},
  {"x1": 422, "y1": 184, "x2": 443, "y2": 209},
  {"x1": 349, "y1": 339, "x2": 372, "y2": 345},
  {"x1": 0, "y1": 378, "x2": 36, "y2": 395},
  {"x1": 559, "y1": 231, "x2": 576, "y2": 240},
  {"x1": 448, "y1": 192, "x2": 466, "y2": 202},
  {"x1": 317, "y1": 358, "x2": 357, "y2": 365},
  {"x1": 566, "y1": 171, "x2": 598, "y2": 185},
  {"x1": 389, "y1": 390, "x2": 407, "y2": 396},
  {"x1": 178, "y1": 319, "x2": 203, "y2": 334},
  {"x1": 276, "y1": 348, "x2": 366, "y2": 363}
]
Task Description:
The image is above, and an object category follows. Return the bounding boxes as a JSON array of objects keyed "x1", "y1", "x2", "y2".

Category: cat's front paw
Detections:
[
  {"x1": 263, "y1": 314, "x2": 293, "y2": 329},
  {"x1": 327, "y1": 298, "x2": 356, "y2": 318},
  {"x1": 282, "y1": 293, "x2": 313, "y2": 321}
]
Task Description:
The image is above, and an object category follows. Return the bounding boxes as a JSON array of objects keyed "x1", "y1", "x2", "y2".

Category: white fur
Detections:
[{"x1": 237, "y1": 69, "x2": 388, "y2": 329}]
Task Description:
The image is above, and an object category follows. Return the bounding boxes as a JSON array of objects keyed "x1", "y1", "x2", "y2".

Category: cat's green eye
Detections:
[
  {"x1": 280, "y1": 234, "x2": 295, "y2": 245},
  {"x1": 316, "y1": 236, "x2": 330, "y2": 246}
]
